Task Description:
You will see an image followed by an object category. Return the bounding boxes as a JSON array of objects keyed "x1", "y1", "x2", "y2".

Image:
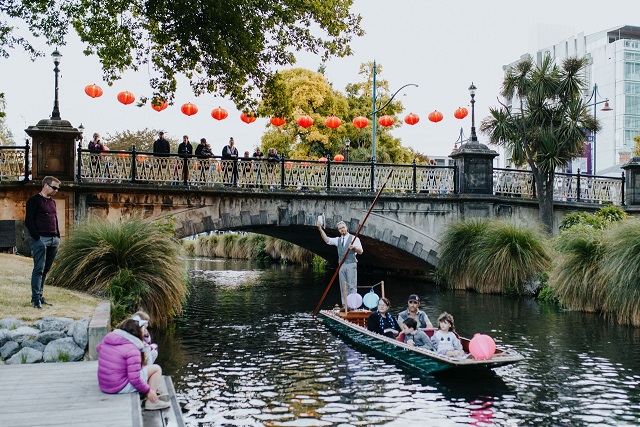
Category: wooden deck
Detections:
[{"x1": 0, "y1": 361, "x2": 183, "y2": 427}]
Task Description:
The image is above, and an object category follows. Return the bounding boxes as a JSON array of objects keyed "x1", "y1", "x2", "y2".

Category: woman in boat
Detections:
[{"x1": 367, "y1": 297, "x2": 400, "y2": 338}]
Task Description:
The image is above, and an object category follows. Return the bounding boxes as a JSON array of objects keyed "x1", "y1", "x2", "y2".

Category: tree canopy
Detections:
[
  {"x1": 1, "y1": 0, "x2": 363, "y2": 108},
  {"x1": 103, "y1": 128, "x2": 179, "y2": 152},
  {"x1": 480, "y1": 55, "x2": 598, "y2": 232},
  {"x1": 258, "y1": 63, "x2": 424, "y2": 163}
]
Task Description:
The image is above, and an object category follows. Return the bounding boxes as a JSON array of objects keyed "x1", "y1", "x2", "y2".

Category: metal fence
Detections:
[{"x1": 0, "y1": 145, "x2": 626, "y2": 205}]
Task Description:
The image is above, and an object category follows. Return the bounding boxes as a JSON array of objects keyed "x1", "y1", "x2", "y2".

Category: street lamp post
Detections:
[
  {"x1": 468, "y1": 83, "x2": 478, "y2": 142},
  {"x1": 51, "y1": 49, "x2": 63, "y2": 120},
  {"x1": 586, "y1": 83, "x2": 612, "y2": 175},
  {"x1": 345, "y1": 137, "x2": 350, "y2": 162},
  {"x1": 370, "y1": 60, "x2": 418, "y2": 162}
]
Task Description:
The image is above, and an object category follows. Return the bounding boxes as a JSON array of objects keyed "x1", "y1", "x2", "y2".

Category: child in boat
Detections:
[
  {"x1": 431, "y1": 312, "x2": 465, "y2": 357},
  {"x1": 401, "y1": 317, "x2": 435, "y2": 350},
  {"x1": 367, "y1": 297, "x2": 400, "y2": 338},
  {"x1": 133, "y1": 311, "x2": 158, "y2": 365}
]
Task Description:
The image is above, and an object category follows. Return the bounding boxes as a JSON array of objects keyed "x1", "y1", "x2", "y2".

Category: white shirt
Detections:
[{"x1": 328, "y1": 234, "x2": 363, "y2": 253}]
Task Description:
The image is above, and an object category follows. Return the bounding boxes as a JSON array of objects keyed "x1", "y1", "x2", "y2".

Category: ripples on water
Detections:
[{"x1": 155, "y1": 259, "x2": 640, "y2": 426}]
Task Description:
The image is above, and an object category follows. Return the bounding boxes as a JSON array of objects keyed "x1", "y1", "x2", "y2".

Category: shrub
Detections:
[
  {"x1": 437, "y1": 219, "x2": 551, "y2": 294},
  {"x1": 48, "y1": 218, "x2": 189, "y2": 329}
]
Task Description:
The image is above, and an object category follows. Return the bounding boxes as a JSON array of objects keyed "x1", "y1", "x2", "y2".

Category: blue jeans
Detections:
[{"x1": 30, "y1": 236, "x2": 60, "y2": 304}]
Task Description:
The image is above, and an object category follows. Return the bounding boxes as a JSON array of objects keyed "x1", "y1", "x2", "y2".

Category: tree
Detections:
[
  {"x1": 633, "y1": 134, "x2": 640, "y2": 156},
  {"x1": 258, "y1": 63, "x2": 422, "y2": 163},
  {"x1": 480, "y1": 55, "x2": 598, "y2": 232},
  {"x1": 1, "y1": 1, "x2": 363, "y2": 109},
  {"x1": 103, "y1": 128, "x2": 179, "y2": 152}
]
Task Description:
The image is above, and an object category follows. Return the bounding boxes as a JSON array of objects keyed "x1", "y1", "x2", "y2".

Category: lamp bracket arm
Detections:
[{"x1": 372, "y1": 83, "x2": 418, "y2": 115}]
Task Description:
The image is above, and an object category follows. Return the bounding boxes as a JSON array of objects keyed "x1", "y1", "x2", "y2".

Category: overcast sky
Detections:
[{"x1": 2, "y1": 0, "x2": 627, "y2": 159}]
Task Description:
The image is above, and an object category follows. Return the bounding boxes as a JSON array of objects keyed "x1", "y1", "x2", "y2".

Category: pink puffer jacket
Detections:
[{"x1": 96, "y1": 331, "x2": 150, "y2": 395}]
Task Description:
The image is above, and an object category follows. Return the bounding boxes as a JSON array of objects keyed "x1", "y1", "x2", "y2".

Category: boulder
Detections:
[
  {"x1": 7, "y1": 347, "x2": 43, "y2": 364},
  {"x1": 35, "y1": 317, "x2": 74, "y2": 333},
  {"x1": 0, "y1": 318, "x2": 22, "y2": 330},
  {"x1": 22, "y1": 340, "x2": 46, "y2": 352},
  {"x1": 0, "y1": 329, "x2": 10, "y2": 347},
  {"x1": 43, "y1": 337, "x2": 85, "y2": 362},
  {"x1": 1, "y1": 341, "x2": 20, "y2": 359},
  {"x1": 37, "y1": 331, "x2": 67, "y2": 345},
  {"x1": 67, "y1": 318, "x2": 89, "y2": 349},
  {"x1": 9, "y1": 326, "x2": 40, "y2": 345}
]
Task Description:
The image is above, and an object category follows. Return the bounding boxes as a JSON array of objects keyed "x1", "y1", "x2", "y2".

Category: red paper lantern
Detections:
[
  {"x1": 297, "y1": 115, "x2": 314, "y2": 128},
  {"x1": 318, "y1": 157, "x2": 328, "y2": 164},
  {"x1": 181, "y1": 102, "x2": 198, "y2": 116},
  {"x1": 240, "y1": 112, "x2": 256, "y2": 123},
  {"x1": 428, "y1": 110, "x2": 444, "y2": 123},
  {"x1": 404, "y1": 113, "x2": 420, "y2": 125},
  {"x1": 334, "y1": 154, "x2": 344, "y2": 162},
  {"x1": 117, "y1": 91, "x2": 135, "y2": 105},
  {"x1": 211, "y1": 107, "x2": 228, "y2": 121},
  {"x1": 454, "y1": 107, "x2": 469, "y2": 119},
  {"x1": 353, "y1": 116, "x2": 368, "y2": 129},
  {"x1": 325, "y1": 116, "x2": 341, "y2": 129},
  {"x1": 270, "y1": 117, "x2": 286, "y2": 126},
  {"x1": 151, "y1": 99, "x2": 168, "y2": 112},
  {"x1": 84, "y1": 84, "x2": 103, "y2": 98},
  {"x1": 378, "y1": 115, "x2": 394, "y2": 127}
]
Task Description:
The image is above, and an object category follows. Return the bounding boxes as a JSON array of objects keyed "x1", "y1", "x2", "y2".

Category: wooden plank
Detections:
[{"x1": 0, "y1": 361, "x2": 142, "y2": 427}]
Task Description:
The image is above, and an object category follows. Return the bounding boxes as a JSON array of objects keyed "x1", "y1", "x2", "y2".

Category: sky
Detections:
[{"x1": 1, "y1": 0, "x2": 628, "y2": 161}]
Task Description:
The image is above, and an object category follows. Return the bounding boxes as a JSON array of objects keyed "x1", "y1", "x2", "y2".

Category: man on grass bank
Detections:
[
  {"x1": 25, "y1": 176, "x2": 61, "y2": 309},
  {"x1": 317, "y1": 219, "x2": 363, "y2": 307}
]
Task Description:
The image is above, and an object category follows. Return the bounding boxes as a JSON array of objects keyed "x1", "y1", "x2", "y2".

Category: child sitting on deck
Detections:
[
  {"x1": 401, "y1": 317, "x2": 435, "y2": 350},
  {"x1": 133, "y1": 311, "x2": 158, "y2": 365},
  {"x1": 431, "y1": 312, "x2": 465, "y2": 357}
]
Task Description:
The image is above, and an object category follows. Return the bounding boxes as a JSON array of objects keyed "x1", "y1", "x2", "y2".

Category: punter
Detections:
[{"x1": 317, "y1": 219, "x2": 363, "y2": 306}]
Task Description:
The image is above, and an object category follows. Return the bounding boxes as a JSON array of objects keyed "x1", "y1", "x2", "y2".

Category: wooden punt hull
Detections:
[{"x1": 318, "y1": 309, "x2": 524, "y2": 374}]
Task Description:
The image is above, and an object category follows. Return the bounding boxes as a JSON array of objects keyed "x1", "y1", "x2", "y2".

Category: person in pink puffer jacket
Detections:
[{"x1": 96, "y1": 317, "x2": 169, "y2": 410}]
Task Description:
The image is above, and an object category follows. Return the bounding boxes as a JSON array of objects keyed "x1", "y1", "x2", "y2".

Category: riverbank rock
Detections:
[{"x1": 0, "y1": 316, "x2": 93, "y2": 364}]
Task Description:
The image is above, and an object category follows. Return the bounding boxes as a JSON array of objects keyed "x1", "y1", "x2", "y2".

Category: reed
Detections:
[
  {"x1": 548, "y1": 226, "x2": 606, "y2": 312},
  {"x1": 599, "y1": 219, "x2": 640, "y2": 326},
  {"x1": 47, "y1": 219, "x2": 189, "y2": 329},
  {"x1": 437, "y1": 219, "x2": 551, "y2": 294}
]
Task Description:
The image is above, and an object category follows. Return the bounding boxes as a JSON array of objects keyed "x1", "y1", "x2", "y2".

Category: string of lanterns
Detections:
[{"x1": 84, "y1": 84, "x2": 470, "y2": 126}]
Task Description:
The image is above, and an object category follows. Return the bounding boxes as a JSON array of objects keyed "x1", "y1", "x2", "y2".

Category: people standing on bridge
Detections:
[
  {"x1": 87, "y1": 132, "x2": 105, "y2": 178},
  {"x1": 25, "y1": 176, "x2": 61, "y2": 309},
  {"x1": 397, "y1": 294, "x2": 433, "y2": 329},
  {"x1": 317, "y1": 219, "x2": 363, "y2": 307},
  {"x1": 266, "y1": 148, "x2": 280, "y2": 189},
  {"x1": 222, "y1": 137, "x2": 239, "y2": 186},
  {"x1": 153, "y1": 131, "x2": 171, "y2": 180},
  {"x1": 177, "y1": 135, "x2": 193, "y2": 184},
  {"x1": 195, "y1": 138, "x2": 213, "y2": 183},
  {"x1": 252, "y1": 146, "x2": 264, "y2": 187},
  {"x1": 153, "y1": 131, "x2": 170, "y2": 155}
]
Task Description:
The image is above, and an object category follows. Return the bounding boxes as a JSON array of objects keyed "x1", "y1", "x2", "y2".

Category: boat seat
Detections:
[{"x1": 397, "y1": 328, "x2": 437, "y2": 343}]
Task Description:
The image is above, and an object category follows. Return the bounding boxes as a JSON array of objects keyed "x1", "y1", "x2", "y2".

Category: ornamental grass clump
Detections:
[
  {"x1": 437, "y1": 219, "x2": 551, "y2": 294},
  {"x1": 599, "y1": 219, "x2": 640, "y2": 326},
  {"x1": 48, "y1": 219, "x2": 189, "y2": 329},
  {"x1": 548, "y1": 226, "x2": 606, "y2": 312}
]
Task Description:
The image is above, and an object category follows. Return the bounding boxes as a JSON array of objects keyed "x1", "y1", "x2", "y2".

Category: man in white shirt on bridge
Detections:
[{"x1": 317, "y1": 220, "x2": 363, "y2": 307}]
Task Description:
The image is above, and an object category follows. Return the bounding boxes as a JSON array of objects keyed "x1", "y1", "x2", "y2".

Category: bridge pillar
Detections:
[
  {"x1": 449, "y1": 141, "x2": 498, "y2": 195},
  {"x1": 25, "y1": 119, "x2": 81, "y2": 181},
  {"x1": 623, "y1": 156, "x2": 640, "y2": 205}
]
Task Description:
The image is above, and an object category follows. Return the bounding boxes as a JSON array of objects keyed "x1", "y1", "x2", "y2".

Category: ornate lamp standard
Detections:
[
  {"x1": 370, "y1": 61, "x2": 418, "y2": 162},
  {"x1": 51, "y1": 49, "x2": 63, "y2": 120},
  {"x1": 468, "y1": 82, "x2": 478, "y2": 142},
  {"x1": 345, "y1": 137, "x2": 351, "y2": 162},
  {"x1": 585, "y1": 83, "x2": 613, "y2": 175}
]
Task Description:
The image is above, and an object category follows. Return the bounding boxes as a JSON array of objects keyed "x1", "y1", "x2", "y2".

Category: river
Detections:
[{"x1": 154, "y1": 258, "x2": 640, "y2": 426}]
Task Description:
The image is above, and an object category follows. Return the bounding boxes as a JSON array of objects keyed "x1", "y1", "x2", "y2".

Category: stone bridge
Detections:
[{"x1": 1, "y1": 181, "x2": 622, "y2": 273}]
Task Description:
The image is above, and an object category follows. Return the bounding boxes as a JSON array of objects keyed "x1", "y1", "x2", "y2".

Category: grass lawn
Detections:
[{"x1": 0, "y1": 253, "x2": 101, "y2": 324}]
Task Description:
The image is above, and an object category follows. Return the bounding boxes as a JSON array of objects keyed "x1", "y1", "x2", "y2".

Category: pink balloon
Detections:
[
  {"x1": 346, "y1": 293, "x2": 363, "y2": 309},
  {"x1": 469, "y1": 334, "x2": 496, "y2": 360}
]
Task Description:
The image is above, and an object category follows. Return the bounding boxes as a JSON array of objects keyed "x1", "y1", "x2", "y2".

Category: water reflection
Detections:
[{"x1": 155, "y1": 258, "x2": 640, "y2": 426}]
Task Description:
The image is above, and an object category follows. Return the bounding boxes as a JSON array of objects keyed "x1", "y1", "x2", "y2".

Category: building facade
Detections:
[{"x1": 505, "y1": 25, "x2": 640, "y2": 174}]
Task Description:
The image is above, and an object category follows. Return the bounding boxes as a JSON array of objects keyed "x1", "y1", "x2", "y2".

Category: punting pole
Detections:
[{"x1": 312, "y1": 169, "x2": 394, "y2": 317}]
